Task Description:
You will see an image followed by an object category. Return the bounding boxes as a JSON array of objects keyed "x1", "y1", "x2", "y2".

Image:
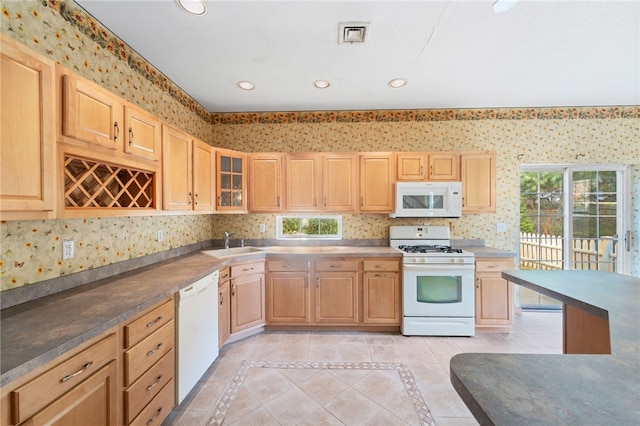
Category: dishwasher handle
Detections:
[{"x1": 179, "y1": 271, "x2": 220, "y2": 303}]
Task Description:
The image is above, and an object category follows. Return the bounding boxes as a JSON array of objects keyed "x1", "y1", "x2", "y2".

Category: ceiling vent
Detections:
[{"x1": 339, "y1": 22, "x2": 370, "y2": 44}]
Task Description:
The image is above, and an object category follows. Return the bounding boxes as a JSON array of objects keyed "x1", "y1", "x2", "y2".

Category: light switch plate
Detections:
[{"x1": 496, "y1": 223, "x2": 506, "y2": 233}]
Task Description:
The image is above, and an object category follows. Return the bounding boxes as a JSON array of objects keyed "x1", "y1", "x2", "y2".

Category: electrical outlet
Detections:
[
  {"x1": 62, "y1": 240, "x2": 74, "y2": 260},
  {"x1": 157, "y1": 230, "x2": 164, "y2": 242},
  {"x1": 496, "y1": 223, "x2": 506, "y2": 233},
  {"x1": 259, "y1": 223, "x2": 266, "y2": 233}
]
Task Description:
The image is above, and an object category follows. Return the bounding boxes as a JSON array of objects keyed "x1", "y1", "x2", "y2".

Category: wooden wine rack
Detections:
[{"x1": 64, "y1": 156, "x2": 155, "y2": 209}]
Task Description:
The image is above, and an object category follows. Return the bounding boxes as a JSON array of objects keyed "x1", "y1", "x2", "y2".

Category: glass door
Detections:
[{"x1": 519, "y1": 165, "x2": 630, "y2": 309}]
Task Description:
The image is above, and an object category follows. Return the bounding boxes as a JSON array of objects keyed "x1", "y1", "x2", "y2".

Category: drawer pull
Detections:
[
  {"x1": 146, "y1": 316, "x2": 163, "y2": 328},
  {"x1": 219, "y1": 291, "x2": 224, "y2": 304},
  {"x1": 147, "y1": 343, "x2": 163, "y2": 357},
  {"x1": 146, "y1": 407, "x2": 163, "y2": 425},
  {"x1": 375, "y1": 265, "x2": 389, "y2": 268},
  {"x1": 242, "y1": 267, "x2": 254, "y2": 272},
  {"x1": 146, "y1": 375, "x2": 163, "y2": 391},
  {"x1": 374, "y1": 274, "x2": 387, "y2": 277},
  {"x1": 61, "y1": 361, "x2": 93, "y2": 383},
  {"x1": 330, "y1": 264, "x2": 342, "y2": 269}
]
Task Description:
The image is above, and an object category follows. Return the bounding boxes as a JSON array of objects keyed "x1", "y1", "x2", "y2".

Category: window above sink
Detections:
[{"x1": 276, "y1": 215, "x2": 342, "y2": 240}]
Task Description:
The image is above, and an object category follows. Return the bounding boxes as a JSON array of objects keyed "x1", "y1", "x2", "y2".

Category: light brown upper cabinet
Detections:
[
  {"x1": 162, "y1": 124, "x2": 192, "y2": 211},
  {"x1": 60, "y1": 69, "x2": 160, "y2": 162},
  {"x1": 217, "y1": 148, "x2": 247, "y2": 213},
  {"x1": 359, "y1": 153, "x2": 394, "y2": 213},
  {"x1": 460, "y1": 151, "x2": 496, "y2": 213},
  {"x1": 396, "y1": 152, "x2": 459, "y2": 181},
  {"x1": 249, "y1": 153, "x2": 284, "y2": 213},
  {"x1": 285, "y1": 153, "x2": 357, "y2": 213},
  {"x1": 0, "y1": 36, "x2": 56, "y2": 220},
  {"x1": 162, "y1": 125, "x2": 214, "y2": 212}
]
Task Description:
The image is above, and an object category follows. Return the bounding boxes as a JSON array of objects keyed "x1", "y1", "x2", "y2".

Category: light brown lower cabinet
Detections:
[
  {"x1": 266, "y1": 256, "x2": 401, "y2": 327},
  {"x1": 475, "y1": 257, "x2": 515, "y2": 331},
  {"x1": 218, "y1": 266, "x2": 231, "y2": 348},
  {"x1": 230, "y1": 260, "x2": 266, "y2": 334},
  {"x1": 1, "y1": 332, "x2": 118, "y2": 426}
]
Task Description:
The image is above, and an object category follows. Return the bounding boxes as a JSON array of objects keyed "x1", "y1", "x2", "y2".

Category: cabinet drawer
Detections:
[
  {"x1": 268, "y1": 260, "x2": 310, "y2": 272},
  {"x1": 230, "y1": 261, "x2": 265, "y2": 277},
  {"x1": 362, "y1": 260, "x2": 400, "y2": 272},
  {"x1": 124, "y1": 349, "x2": 174, "y2": 424},
  {"x1": 129, "y1": 379, "x2": 175, "y2": 426},
  {"x1": 124, "y1": 299, "x2": 174, "y2": 349},
  {"x1": 315, "y1": 259, "x2": 359, "y2": 272},
  {"x1": 124, "y1": 321, "x2": 174, "y2": 386},
  {"x1": 475, "y1": 258, "x2": 514, "y2": 272},
  {"x1": 219, "y1": 266, "x2": 230, "y2": 282},
  {"x1": 10, "y1": 333, "x2": 117, "y2": 424}
]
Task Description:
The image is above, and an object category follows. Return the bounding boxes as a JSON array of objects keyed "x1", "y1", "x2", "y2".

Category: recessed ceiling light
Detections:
[
  {"x1": 313, "y1": 80, "x2": 330, "y2": 89},
  {"x1": 177, "y1": 0, "x2": 207, "y2": 16},
  {"x1": 388, "y1": 78, "x2": 407, "y2": 88},
  {"x1": 236, "y1": 81, "x2": 254, "y2": 90}
]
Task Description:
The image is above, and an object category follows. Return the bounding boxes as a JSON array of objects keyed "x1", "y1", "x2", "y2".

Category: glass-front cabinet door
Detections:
[{"x1": 216, "y1": 149, "x2": 247, "y2": 212}]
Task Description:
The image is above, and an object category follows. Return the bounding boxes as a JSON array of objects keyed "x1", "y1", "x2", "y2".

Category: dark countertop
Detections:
[
  {"x1": 0, "y1": 246, "x2": 401, "y2": 386},
  {"x1": 450, "y1": 270, "x2": 640, "y2": 426}
]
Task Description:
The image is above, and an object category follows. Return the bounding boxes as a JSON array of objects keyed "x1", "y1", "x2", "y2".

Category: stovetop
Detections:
[
  {"x1": 389, "y1": 225, "x2": 474, "y2": 263},
  {"x1": 397, "y1": 244, "x2": 463, "y2": 254}
]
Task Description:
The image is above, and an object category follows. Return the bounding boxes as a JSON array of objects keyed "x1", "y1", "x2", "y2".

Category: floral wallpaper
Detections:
[{"x1": 1, "y1": 0, "x2": 638, "y2": 291}]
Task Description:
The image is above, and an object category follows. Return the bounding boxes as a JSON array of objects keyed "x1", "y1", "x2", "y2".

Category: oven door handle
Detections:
[{"x1": 403, "y1": 264, "x2": 474, "y2": 272}]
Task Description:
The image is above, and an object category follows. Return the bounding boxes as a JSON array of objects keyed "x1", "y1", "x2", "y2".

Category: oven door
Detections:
[{"x1": 402, "y1": 263, "x2": 474, "y2": 317}]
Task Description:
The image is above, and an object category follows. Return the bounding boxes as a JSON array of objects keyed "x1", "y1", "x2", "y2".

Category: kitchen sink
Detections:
[{"x1": 201, "y1": 246, "x2": 266, "y2": 258}]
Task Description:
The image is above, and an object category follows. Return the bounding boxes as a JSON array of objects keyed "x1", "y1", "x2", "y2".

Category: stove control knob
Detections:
[
  {"x1": 450, "y1": 258, "x2": 455, "y2": 263},
  {"x1": 458, "y1": 258, "x2": 465, "y2": 263},
  {"x1": 420, "y1": 258, "x2": 427, "y2": 263}
]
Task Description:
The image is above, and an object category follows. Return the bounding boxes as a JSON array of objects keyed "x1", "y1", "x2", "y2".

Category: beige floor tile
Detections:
[
  {"x1": 307, "y1": 343, "x2": 341, "y2": 361},
  {"x1": 242, "y1": 367, "x2": 295, "y2": 403},
  {"x1": 338, "y1": 343, "x2": 372, "y2": 361},
  {"x1": 366, "y1": 408, "x2": 411, "y2": 425},
  {"x1": 327, "y1": 368, "x2": 372, "y2": 385},
  {"x1": 384, "y1": 389, "x2": 422, "y2": 424},
  {"x1": 351, "y1": 370, "x2": 405, "y2": 406},
  {"x1": 275, "y1": 342, "x2": 309, "y2": 360},
  {"x1": 299, "y1": 407, "x2": 343, "y2": 425},
  {"x1": 298, "y1": 369, "x2": 350, "y2": 405},
  {"x1": 223, "y1": 386, "x2": 262, "y2": 424},
  {"x1": 277, "y1": 367, "x2": 321, "y2": 384},
  {"x1": 324, "y1": 387, "x2": 382, "y2": 425},
  {"x1": 263, "y1": 386, "x2": 322, "y2": 424},
  {"x1": 226, "y1": 406, "x2": 280, "y2": 426}
]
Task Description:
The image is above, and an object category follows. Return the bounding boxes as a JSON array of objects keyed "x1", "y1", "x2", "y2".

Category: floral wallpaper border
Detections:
[{"x1": 9, "y1": 0, "x2": 638, "y2": 128}]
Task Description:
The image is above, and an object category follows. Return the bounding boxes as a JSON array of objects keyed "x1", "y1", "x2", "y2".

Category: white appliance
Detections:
[
  {"x1": 390, "y1": 225, "x2": 475, "y2": 336},
  {"x1": 176, "y1": 270, "x2": 219, "y2": 403},
  {"x1": 390, "y1": 181, "x2": 462, "y2": 218}
]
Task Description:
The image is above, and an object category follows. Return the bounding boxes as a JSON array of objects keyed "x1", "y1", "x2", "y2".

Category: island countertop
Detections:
[{"x1": 450, "y1": 270, "x2": 640, "y2": 426}]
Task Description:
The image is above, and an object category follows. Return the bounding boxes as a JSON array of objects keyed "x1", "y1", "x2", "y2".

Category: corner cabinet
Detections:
[
  {"x1": 461, "y1": 152, "x2": 496, "y2": 213},
  {"x1": 230, "y1": 260, "x2": 266, "y2": 333},
  {"x1": 216, "y1": 149, "x2": 247, "y2": 213},
  {"x1": 475, "y1": 257, "x2": 514, "y2": 332},
  {"x1": 0, "y1": 35, "x2": 56, "y2": 220}
]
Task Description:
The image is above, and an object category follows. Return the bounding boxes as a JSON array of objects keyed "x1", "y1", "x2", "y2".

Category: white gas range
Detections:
[{"x1": 390, "y1": 225, "x2": 475, "y2": 337}]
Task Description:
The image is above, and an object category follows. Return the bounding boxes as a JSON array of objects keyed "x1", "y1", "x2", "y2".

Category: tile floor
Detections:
[{"x1": 165, "y1": 311, "x2": 562, "y2": 426}]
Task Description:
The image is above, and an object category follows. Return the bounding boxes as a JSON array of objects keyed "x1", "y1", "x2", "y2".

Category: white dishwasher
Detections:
[{"x1": 176, "y1": 270, "x2": 219, "y2": 403}]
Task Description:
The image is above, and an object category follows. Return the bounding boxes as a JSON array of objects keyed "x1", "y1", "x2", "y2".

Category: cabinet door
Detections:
[
  {"x1": 428, "y1": 153, "x2": 459, "y2": 181},
  {"x1": 286, "y1": 154, "x2": 319, "y2": 211},
  {"x1": 315, "y1": 272, "x2": 359, "y2": 324},
  {"x1": 218, "y1": 279, "x2": 230, "y2": 348},
  {"x1": 26, "y1": 361, "x2": 117, "y2": 426},
  {"x1": 0, "y1": 37, "x2": 55, "y2": 216},
  {"x1": 193, "y1": 139, "x2": 214, "y2": 211},
  {"x1": 231, "y1": 274, "x2": 265, "y2": 333},
  {"x1": 267, "y1": 272, "x2": 311, "y2": 324},
  {"x1": 217, "y1": 149, "x2": 247, "y2": 212},
  {"x1": 323, "y1": 154, "x2": 357, "y2": 211},
  {"x1": 396, "y1": 153, "x2": 426, "y2": 181},
  {"x1": 359, "y1": 153, "x2": 394, "y2": 212},
  {"x1": 461, "y1": 152, "x2": 496, "y2": 213},
  {"x1": 362, "y1": 272, "x2": 401, "y2": 325},
  {"x1": 249, "y1": 153, "x2": 283, "y2": 212},
  {"x1": 124, "y1": 105, "x2": 161, "y2": 162},
  {"x1": 62, "y1": 74, "x2": 122, "y2": 150},
  {"x1": 162, "y1": 125, "x2": 192, "y2": 210},
  {"x1": 475, "y1": 274, "x2": 513, "y2": 325}
]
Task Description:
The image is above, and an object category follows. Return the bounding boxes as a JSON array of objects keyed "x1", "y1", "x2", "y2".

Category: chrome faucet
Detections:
[{"x1": 223, "y1": 230, "x2": 236, "y2": 249}]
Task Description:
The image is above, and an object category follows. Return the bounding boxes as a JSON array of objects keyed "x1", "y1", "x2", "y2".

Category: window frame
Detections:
[{"x1": 276, "y1": 215, "x2": 343, "y2": 240}]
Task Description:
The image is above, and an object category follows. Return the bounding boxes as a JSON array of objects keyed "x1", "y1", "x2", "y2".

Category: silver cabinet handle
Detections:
[
  {"x1": 61, "y1": 361, "x2": 93, "y2": 383},
  {"x1": 128, "y1": 127, "x2": 134, "y2": 145},
  {"x1": 146, "y1": 407, "x2": 163, "y2": 425},
  {"x1": 146, "y1": 374, "x2": 163, "y2": 391},
  {"x1": 114, "y1": 122, "x2": 119, "y2": 142},
  {"x1": 147, "y1": 342, "x2": 163, "y2": 356},
  {"x1": 146, "y1": 316, "x2": 163, "y2": 328}
]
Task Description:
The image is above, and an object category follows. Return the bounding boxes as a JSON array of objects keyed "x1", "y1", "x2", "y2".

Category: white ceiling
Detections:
[{"x1": 76, "y1": 0, "x2": 639, "y2": 113}]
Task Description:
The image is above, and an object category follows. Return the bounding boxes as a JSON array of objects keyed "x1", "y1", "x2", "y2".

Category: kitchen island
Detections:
[{"x1": 450, "y1": 270, "x2": 640, "y2": 425}]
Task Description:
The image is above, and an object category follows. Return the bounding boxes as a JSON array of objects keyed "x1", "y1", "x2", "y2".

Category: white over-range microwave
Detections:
[{"x1": 390, "y1": 181, "x2": 462, "y2": 218}]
